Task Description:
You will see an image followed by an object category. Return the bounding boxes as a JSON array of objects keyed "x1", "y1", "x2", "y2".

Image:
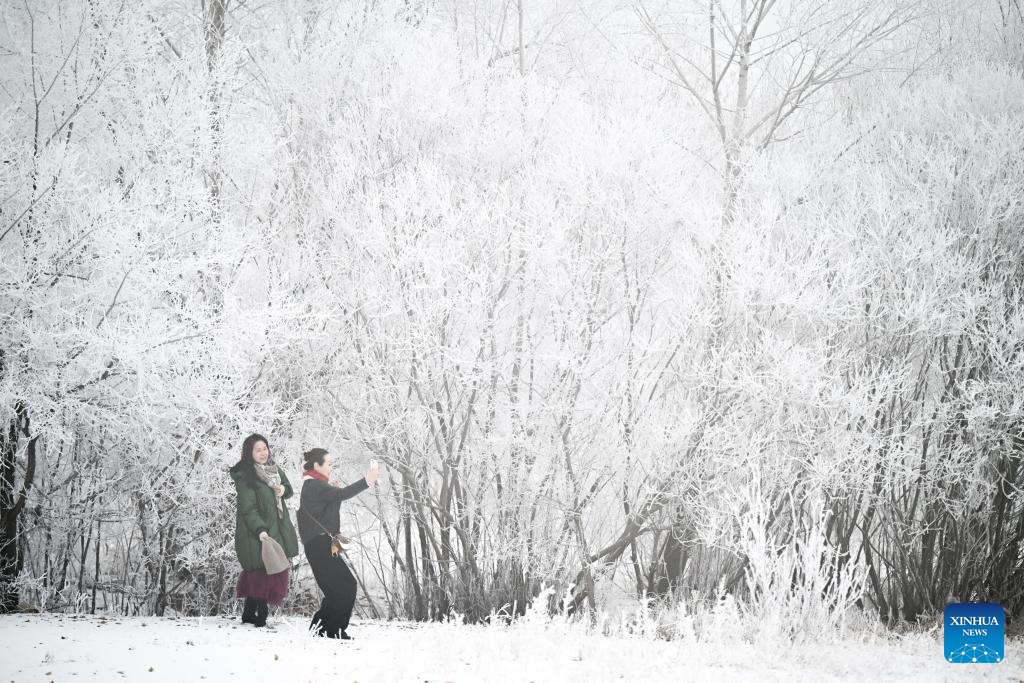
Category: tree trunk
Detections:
[
  {"x1": 0, "y1": 396, "x2": 37, "y2": 613},
  {"x1": 91, "y1": 519, "x2": 100, "y2": 614},
  {"x1": 203, "y1": 0, "x2": 228, "y2": 216}
]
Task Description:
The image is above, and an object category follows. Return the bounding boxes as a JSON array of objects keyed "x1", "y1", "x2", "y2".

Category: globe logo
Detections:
[{"x1": 947, "y1": 644, "x2": 1001, "y2": 663}]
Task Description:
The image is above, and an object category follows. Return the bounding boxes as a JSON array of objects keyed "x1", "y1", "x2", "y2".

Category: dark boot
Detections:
[
  {"x1": 241, "y1": 598, "x2": 258, "y2": 625},
  {"x1": 253, "y1": 599, "x2": 269, "y2": 627}
]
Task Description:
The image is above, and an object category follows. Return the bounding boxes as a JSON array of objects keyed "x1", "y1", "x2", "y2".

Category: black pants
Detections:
[
  {"x1": 242, "y1": 597, "x2": 268, "y2": 626},
  {"x1": 305, "y1": 534, "x2": 358, "y2": 638}
]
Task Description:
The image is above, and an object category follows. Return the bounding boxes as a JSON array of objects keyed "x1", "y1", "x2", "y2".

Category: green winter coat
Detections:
[{"x1": 231, "y1": 467, "x2": 299, "y2": 571}]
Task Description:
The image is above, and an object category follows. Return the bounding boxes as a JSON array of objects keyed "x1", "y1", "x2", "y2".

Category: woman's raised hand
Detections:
[
  {"x1": 271, "y1": 484, "x2": 284, "y2": 497},
  {"x1": 365, "y1": 460, "x2": 381, "y2": 485}
]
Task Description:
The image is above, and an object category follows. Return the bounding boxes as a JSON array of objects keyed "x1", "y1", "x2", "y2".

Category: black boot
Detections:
[
  {"x1": 241, "y1": 598, "x2": 258, "y2": 625},
  {"x1": 253, "y1": 599, "x2": 269, "y2": 627}
]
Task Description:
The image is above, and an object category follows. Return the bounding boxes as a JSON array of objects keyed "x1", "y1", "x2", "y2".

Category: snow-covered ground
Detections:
[{"x1": 1, "y1": 613, "x2": 1021, "y2": 682}]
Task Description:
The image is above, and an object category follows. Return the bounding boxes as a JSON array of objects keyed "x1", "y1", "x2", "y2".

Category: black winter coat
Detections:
[{"x1": 297, "y1": 477, "x2": 369, "y2": 545}]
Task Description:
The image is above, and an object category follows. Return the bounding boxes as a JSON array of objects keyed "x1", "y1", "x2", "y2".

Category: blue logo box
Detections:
[{"x1": 944, "y1": 603, "x2": 1004, "y2": 663}]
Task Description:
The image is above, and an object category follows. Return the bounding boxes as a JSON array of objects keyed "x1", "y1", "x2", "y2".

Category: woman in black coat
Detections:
[{"x1": 297, "y1": 448, "x2": 378, "y2": 639}]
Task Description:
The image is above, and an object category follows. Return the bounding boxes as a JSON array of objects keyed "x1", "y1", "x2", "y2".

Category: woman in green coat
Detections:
[{"x1": 230, "y1": 433, "x2": 299, "y2": 627}]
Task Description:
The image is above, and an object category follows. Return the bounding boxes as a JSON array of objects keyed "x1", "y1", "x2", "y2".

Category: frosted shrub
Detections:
[
  {"x1": 486, "y1": 603, "x2": 515, "y2": 629},
  {"x1": 521, "y1": 584, "x2": 557, "y2": 628},
  {"x1": 739, "y1": 503, "x2": 865, "y2": 644},
  {"x1": 619, "y1": 597, "x2": 660, "y2": 640},
  {"x1": 672, "y1": 599, "x2": 699, "y2": 644},
  {"x1": 707, "y1": 587, "x2": 742, "y2": 645}
]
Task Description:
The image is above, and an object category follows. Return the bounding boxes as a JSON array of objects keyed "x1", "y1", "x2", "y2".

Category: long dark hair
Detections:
[{"x1": 230, "y1": 433, "x2": 271, "y2": 478}]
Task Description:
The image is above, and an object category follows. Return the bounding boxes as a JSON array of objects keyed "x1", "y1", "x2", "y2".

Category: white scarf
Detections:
[{"x1": 253, "y1": 460, "x2": 283, "y2": 517}]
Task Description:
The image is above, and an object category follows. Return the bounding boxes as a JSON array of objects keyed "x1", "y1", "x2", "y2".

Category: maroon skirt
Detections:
[{"x1": 236, "y1": 568, "x2": 289, "y2": 606}]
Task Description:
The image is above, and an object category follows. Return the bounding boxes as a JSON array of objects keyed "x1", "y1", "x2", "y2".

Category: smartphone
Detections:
[{"x1": 370, "y1": 458, "x2": 380, "y2": 470}]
